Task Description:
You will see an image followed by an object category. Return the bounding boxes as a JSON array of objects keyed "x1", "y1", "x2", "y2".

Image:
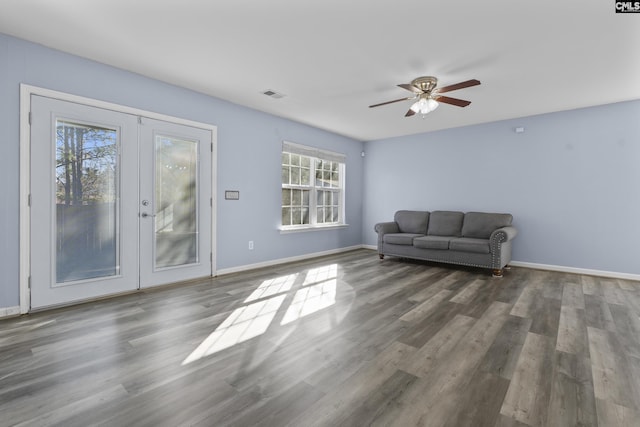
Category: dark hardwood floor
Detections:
[{"x1": 1, "y1": 249, "x2": 639, "y2": 426}]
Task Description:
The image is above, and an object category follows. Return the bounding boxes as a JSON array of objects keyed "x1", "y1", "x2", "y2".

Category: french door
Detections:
[{"x1": 29, "y1": 95, "x2": 212, "y2": 309}]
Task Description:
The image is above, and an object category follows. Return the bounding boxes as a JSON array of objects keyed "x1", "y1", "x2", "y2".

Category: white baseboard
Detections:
[
  {"x1": 0, "y1": 306, "x2": 21, "y2": 319},
  {"x1": 216, "y1": 245, "x2": 366, "y2": 276},
  {"x1": 510, "y1": 261, "x2": 640, "y2": 282}
]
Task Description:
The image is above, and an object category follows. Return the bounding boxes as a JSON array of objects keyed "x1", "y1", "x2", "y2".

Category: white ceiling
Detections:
[{"x1": 1, "y1": 0, "x2": 639, "y2": 141}]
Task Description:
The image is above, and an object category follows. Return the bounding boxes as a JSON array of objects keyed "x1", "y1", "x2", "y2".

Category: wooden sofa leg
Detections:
[
  {"x1": 379, "y1": 254, "x2": 384, "y2": 260},
  {"x1": 492, "y1": 269, "x2": 503, "y2": 278}
]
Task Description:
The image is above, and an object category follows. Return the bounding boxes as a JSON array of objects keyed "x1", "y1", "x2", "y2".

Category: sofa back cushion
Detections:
[
  {"x1": 427, "y1": 211, "x2": 464, "y2": 237},
  {"x1": 461, "y1": 212, "x2": 513, "y2": 239},
  {"x1": 394, "y1": 210, "x2": 429, "y2": 234}
]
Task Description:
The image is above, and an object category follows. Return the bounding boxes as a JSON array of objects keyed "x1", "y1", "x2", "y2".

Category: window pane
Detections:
[
  {"x1": 292, "y1": 189, "x2": 301, "y2": 205},
  {"x1": 282, "y1": 188, "x2": 291, "y2": 205},
  {"x1": 291, "y1": 154, "x2": 300, "y2": 166},
  {"x1": 317, "y1": 207, "x2": 324, "y2": 223},
  {"x1": 332, "y1": 208, "x2": 339, "y2": 222},
  {"x1": 282, "y1": 152, "x2": 290, "y2": 165},
  {"x1": 302, "y1": 190, "x2": 309, "y2": 205},
  {"x1": 324, "y1": 191, "x2": 331, "y2": 205},
  {"x1": 292, "y1": 207, "x2": 302, "y2": 225},
  {"x1": 301, "y1": 156, "x2": 310, "y2": 168},
  {"x1": 282, "y1": 166, "x2": 290, "y2": 184},
  {"x1": 301, "y1": 167, "x2": 310, "y2": 185},
  {"x1": 323, "y1": 170, "x2": 331, "y2": 187},
  {"x1": 291, "y1": 167, "x2": 300, "y2": 185},
  {"x1": 282, "y1": 207, "x2": 291, "y2": 226},
  {"x1": 331, "y1": 172, "x2": 339, "y2": 187},
  {"x1": 325, "y1": 208, "x2": 332, "y2": 222},
  {"x1": 302, "y1": 208, "x2": 309, "y2": 224}
]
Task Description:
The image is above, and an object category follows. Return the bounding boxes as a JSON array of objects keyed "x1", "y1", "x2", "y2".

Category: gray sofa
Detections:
[{"x1": 374, "y1": 210, "x2": 517, "y2": 276}]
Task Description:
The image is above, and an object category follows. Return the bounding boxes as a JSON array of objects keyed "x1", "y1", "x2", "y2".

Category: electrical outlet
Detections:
[{"x1": 248, "y1": 241, "x2": 254, "y2": 250}]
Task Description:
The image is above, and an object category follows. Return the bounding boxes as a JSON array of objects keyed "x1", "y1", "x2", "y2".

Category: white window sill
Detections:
[{"x1": 279, "y1": 224, "x2": 349, "y2": 234}]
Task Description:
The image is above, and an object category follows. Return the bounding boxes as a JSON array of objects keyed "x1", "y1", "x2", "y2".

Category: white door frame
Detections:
[{"x1": 19, "y1": 84, "x2": 217, "y2": 313}]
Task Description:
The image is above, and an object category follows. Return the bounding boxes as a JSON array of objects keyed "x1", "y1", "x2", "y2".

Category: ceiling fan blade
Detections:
[
  {"x1": 435, "y1": 96, "x2": 471, "y2": 107},
  {"x1": 436, "y1": 79, "x2": 481, "y2": 94},
  {"x1": 398, "y1": 83, "x2": 422, "y2": 94},
  {"x1": 405, "y1": 109, "x2": 416, "y2": 117},
  {"x1": 369, "y1": 96, "x2": 414, "y2": 108}
]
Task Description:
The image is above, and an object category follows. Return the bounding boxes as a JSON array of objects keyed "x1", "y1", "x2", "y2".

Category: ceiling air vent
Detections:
[{"x1": 262, "y1": 89, "x2": 285, "y2": 99}]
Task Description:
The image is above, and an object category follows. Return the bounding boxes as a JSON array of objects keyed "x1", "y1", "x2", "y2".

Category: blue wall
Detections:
[
  {"x1": 0, "y1": 33, "x2": 365, "y2": 308},
  {"x1": 2, "y1": 32, "x2": 639, "y2": 310},
  {"x1": 362, "y1": 100, "x2": 640, "y2": 275}
]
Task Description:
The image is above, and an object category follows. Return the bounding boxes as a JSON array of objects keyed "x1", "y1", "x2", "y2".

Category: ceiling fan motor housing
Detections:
[{"x1": 411, "y1": 76, "x2": 438, "y2": 93}]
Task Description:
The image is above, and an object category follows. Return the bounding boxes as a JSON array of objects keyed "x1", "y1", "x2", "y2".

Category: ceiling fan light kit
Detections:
[
  {"x1": 369, "y1": 76, "x2": 480, "y2": 118},
  {"x1": 409, "y1": 96, "x2": 439, "y2": 116}
]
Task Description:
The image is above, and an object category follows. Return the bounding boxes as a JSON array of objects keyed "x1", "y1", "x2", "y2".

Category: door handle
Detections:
[{"x1": 140, "y1": 212, "x2": 156, "y2": 218}]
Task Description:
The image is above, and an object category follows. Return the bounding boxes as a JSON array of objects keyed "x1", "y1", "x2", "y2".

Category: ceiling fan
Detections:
[{"x1": 369, "y1": 76, "x2": 481, "y2": 117}]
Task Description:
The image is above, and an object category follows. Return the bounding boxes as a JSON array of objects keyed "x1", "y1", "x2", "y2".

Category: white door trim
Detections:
[{"x1": 19, "y1": 84, "x2": 218, "y2": 314}]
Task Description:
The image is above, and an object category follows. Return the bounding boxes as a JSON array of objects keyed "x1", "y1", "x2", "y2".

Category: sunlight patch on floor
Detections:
[
  {"x1": 281, "y1": 279, "x2": 337, "y2": 325},
  {"x1": 182, "y1": 265, "x2": 340, "y2": 365},
  {"x1": 182, "y1": 293, "x2": 286, "y2": 365}
]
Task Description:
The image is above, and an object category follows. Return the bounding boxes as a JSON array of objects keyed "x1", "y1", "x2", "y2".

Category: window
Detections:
[{"x1": 281, "y1": 142, "x2": 345, "y2": 229}]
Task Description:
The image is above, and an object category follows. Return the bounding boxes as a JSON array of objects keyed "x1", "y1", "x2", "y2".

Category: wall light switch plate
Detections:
[{"x1": 225, "y1": 190, "x2": 240, "y2": 200}]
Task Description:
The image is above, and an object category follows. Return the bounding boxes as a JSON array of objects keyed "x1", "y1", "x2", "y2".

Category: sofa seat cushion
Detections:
[
  {"x1": 449, "y1": 237, "x2": 490, "y2": 254},
  {"x1": 413, "y1": 235, "x2": 452, "y2": 250},
  {"x1": 394, "y1": 210, "x2": 429, "y2": 234},
  {"x1": 427, "y1": 211, "x2": 464, "y2": 237},
  {"x1": 461, "y1": 212, "x2": 513, "y2": 239},
  {"x1": 384, "y1": 233, "x2": 424, "y2": 245}
]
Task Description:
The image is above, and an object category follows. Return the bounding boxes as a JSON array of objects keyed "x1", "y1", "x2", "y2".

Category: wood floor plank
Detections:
[
  {"x1": 595, "y1": 397, "x2": 640, "y2": 427},
  {"x1": 584, "y1": 293, "x2": 618, "y2": 332},
  {"x1": 1, "y1": 249, "x2": 639, "y2": 426},
  {"x1": 556, "y1": 306, "x2": 589, "y2": 356},
  {"x1": 510, "y1": 285, "x2": 538, "y2": 319},
  {"x1": 442, "y1": 370, "x2": 511, "y2": 427},
  {"x1": 403, "y1": 314, "x2": 476, "y2": 378},
  {"x1": 609, "y1": 303, "x2": 640, "y2": 358},
  {"x1": 529, "y1": 294, "x2": 562, "y2": 339},
  {"x1": 546, "y1": 350, "x2": 598, "y2": 427},
  {"x1": 500, "y1": 332, "x2": 555, "y2": 427},
  {"x1": 581, "y1": 275, "x2": 601, "y2": 296},
  {"x1": 399, "y1": 289, "x2": 452, "y2": 322},
  {"x1": 478, "y1": 314, "x2": 532, "y2": 380},
  {"x1": 601, "y1": 280, "x2": 629, "y2": 306},
  {"x1": 587, "y1": 326, "x2": 640, "y2": 410},
  {"x1": 562, "y1": 281, "x2": 586, "y2": 309},
  {"x1": 449, "y1": 278, "x2": 487, "y2": 305},
  {"x1": 407, "y1": 269, "x2": 462, "y2": 302},
  {"x1": 13, "y1": 385, "x2": 129, "y2": 427},
  {"x1": 284, "y1": 340, "x2": 417, "y2": 427}
]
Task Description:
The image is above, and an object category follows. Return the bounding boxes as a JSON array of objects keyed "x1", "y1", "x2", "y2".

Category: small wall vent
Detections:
[{"x1": 262, "y1": 89, "x2": 285, "y2": 99}]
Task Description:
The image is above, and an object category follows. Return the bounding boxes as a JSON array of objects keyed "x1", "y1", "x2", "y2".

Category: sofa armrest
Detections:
[
  {"x1": 374, "y1": 221, "x2": 399, "y2": 235},
  {"x1": 490, "y1": 226, "x2": 518, "y2": 244},
  {"x1": 374, "y1": 221, "x2": 399, "y2": 253}
]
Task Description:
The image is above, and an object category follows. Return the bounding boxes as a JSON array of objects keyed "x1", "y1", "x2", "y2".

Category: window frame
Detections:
[{"x1": 281, "y1": 142, "x2": 346, "y2": 232}]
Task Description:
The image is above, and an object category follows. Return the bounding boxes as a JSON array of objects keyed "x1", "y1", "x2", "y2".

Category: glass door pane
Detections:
[
  {"x1": 55, "y1": 120, "x2": 119, "y2": 283},
  {"x1": 154, "y1": 135, "x2": 198, "y2": 269}
]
